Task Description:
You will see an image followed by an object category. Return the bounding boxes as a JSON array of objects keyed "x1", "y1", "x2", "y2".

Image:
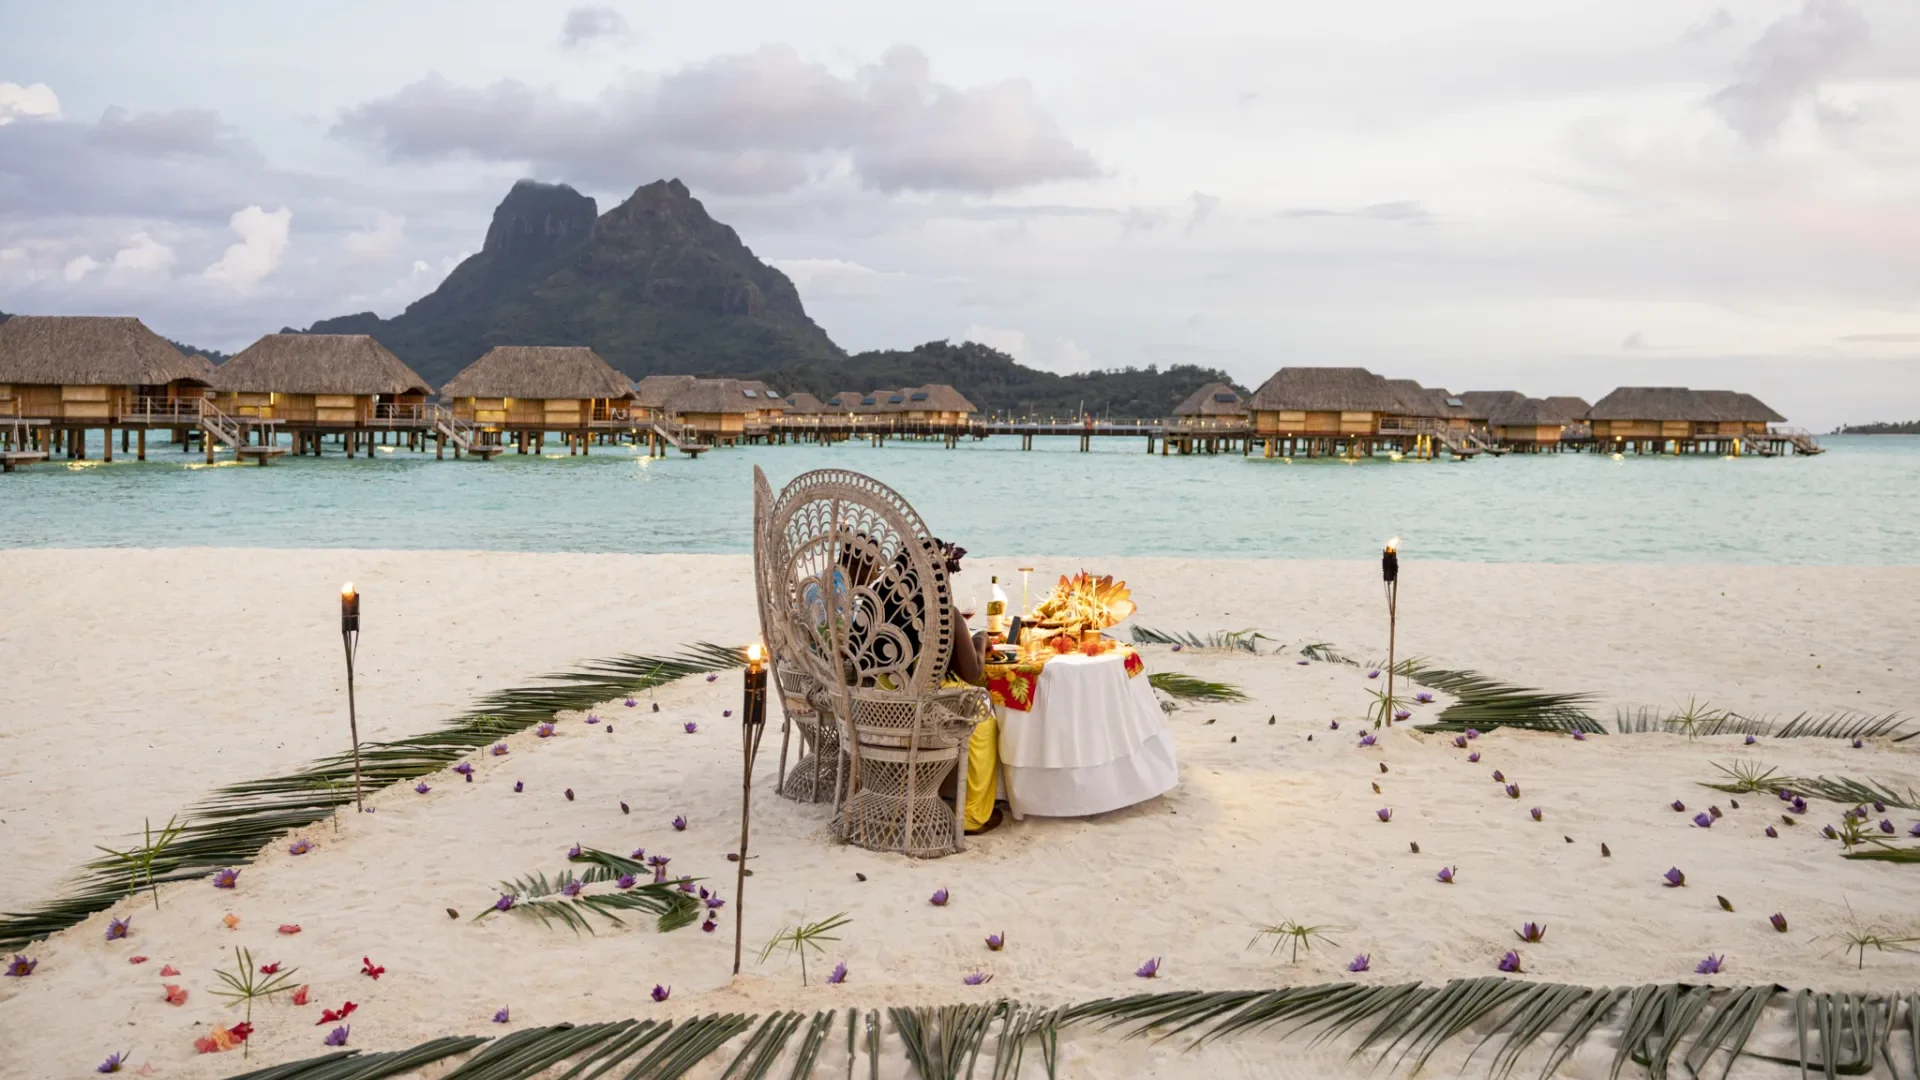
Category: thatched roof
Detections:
[
  {"x1": 1248, "y1": 367, "x2": 1405, "y2": 413},
  {"x1": 1455, "y1": 390, "x2": 1528, "y2": 421},
  {"x1": 825, "y1": 389, "x2": 882, "y2": 413},
  {"x1": 1539, "y1": 396, "x2": 1591, "y2": 424},
  {"x1": 214, "y1": 335, "x2": 432, "y2": 395},
  {"x1": 1382, "y1": 378, "x2": 1454, "y2": 418},
  {"x1": 1588, "y1": 387, "x2": 1785, "y2": 423},
  {"x1": 1489, "y1": 397, "x2": 1566, "y2": 427},
  {"x1": 1174, "y1": 381, "x2": 1249, "y2": 418},
  {"x1": 910, "y1": 383, "x2": 977, "y2": 413},
  {"x1": 783, "y1": 392, "x2": 825, "y2": 414},
  {"x1": 440, "y1": 346, "x2": 632, "y2": 400},
  {"x1": 665, "y1": 378, "x2": 753, "y2": 415},
  {"x1": 0, "y1": 315, "x2": 208, "y2": 386},
  {"x1": 738, "y1": 380, "x2": 782, "y2": 403},
  {"x1": 186, "y1": 354, "x2": 218, "y2": 380},
  {"x1": 635, "y1": 375, "x2": 698, "y2": 409}
]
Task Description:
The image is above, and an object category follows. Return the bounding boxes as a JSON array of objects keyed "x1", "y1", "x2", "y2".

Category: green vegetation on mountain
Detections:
[
  {"x1": 748, "y1": 340, "x2": 1235, "y2": 419},
  {"x1": 1834, "y1": 420, "x2": 1920, "y2": 435}
]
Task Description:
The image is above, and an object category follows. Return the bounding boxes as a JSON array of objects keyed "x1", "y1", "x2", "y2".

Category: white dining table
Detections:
[{"x1": 993, "y1": 650, "x2": 1179, "y2": 819}]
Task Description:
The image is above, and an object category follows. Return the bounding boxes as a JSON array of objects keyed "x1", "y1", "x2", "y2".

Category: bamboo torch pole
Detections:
[
  {"x1": 1382, "y1": 541, "x2": 1399, "y2": 723},
  {"x1": 340, "y1": 583, "x2": 364, "y2": 811},
  {"x1": 734, "y1": 642, "x2": 768, "y2": 975}
]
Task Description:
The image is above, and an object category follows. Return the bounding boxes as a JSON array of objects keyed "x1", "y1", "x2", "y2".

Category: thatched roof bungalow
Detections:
[
  {"x1": 898, "y1": 384, "x2": 976, "y2": 424},
  {"x1": 664, "y1": 378, "x2": 754, "y2": 440},
  {"x1": 441, "y1": 346, "x2": 635, "y2": 429},
  {"x1": 736, "y1": 380, "x2": 784, "y2": 423},
  {"x1": 1173, "y1": 382, "x2": 1249, "y2": 427},
  {"x1": 211, "y1": 334, "x2": 432, "y2": 426},
  {"x1": 1246, "y1": 367, "x2": 1407, "y2": 437},
  {"x1": 0, "y1": 315, "x2": 210, "y2": 423},
  {"x1": 783, "y1": 391, "x2": 824, "y2": 415},
  {"x1": 633, "y1": 375, "x2": 698, "y2": 422},
  {"x1": 1487, "y1": 397, "x2": 1571, "y2": 444},
  {"x1": 1587, "y1": 387, "x2": 1785, "y2": 441}
]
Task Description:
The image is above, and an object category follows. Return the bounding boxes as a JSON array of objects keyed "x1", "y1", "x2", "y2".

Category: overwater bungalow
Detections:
[
  {"x1": 440, "y1": 346, "x2": 636, "y2": 454},
  {"x1": 665, "y1": 378, "x2": 754, "y2": 444},
  {"x1": 783, "y1": 391, "x2": 825, "y2": 417},
  {"x1": 1587, "y1": 387, "x2": 1800, "y2": 454},
  {"x1": 738, "y1": 380, "x2": 785, "y2": 425},
  {"x1": 211, "y1": 334, "x2": 433, "y2": 457},
  {"x1": 1172, "y1": 382, "x2": 1248, "y2": 429},
  {"x1": 0, "y1": 315, "x2": 213, "y2": 463},
  {"x1": 896, "y1": 384, "x2": 976, "y2": 426},
  {"x1": 1488, "y1": 397, "x2": 1576, "y2": 450},
  {"x1": 1455, "y1": 390, "x2": 1528, "y2": 436},
  {"x1": 1246, "y1": 367, "x2": 1410, "y2": 457},
  {"x1": 633, "y1": 375, "x2": 698, "y2": 424}
]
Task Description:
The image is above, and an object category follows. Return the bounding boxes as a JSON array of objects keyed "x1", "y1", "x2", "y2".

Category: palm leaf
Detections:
[
  {"x1": 0, "y1": 646, "x2": 741, "y2": 951},
  {"x1": 1129, "y1": 627, "x2": 1272, "y2": 653},
  {"x1": 1299, "y1": 642, "x2": 1358, "y2": 665},
  {"x1": 1404, "y1": 665, "x2": 1603, "y2": 734},
  {"x1": 1148, "y1": 672, "x2": 1248, "y2": 703}
]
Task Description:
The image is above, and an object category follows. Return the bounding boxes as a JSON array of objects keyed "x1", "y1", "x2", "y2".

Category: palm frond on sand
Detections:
[
  {"x1": 1129, "y1": 626, "x2": 1274, "y2": 653},
  {"x1": 212, "y1": 985, "x2": 1920, "y2": 1080},
  {"x1": 1402, "y1": 665, "x2": 1604, "y2": 734},
  {"x1": 1621, "y1": 706, "x2": 1910, "y2": 741},
  {"x1": 1701, "y1": 765, "x2": 1920, "y2": 811},
  {"x1": 1148, "y1": 672, "x2": 1249, "y2": 703},
  {"x1": 1300, "y1": 641, "x2": 1359, "y2": 665},
  {"x1": 0, "y1": 647, "x2": 743, "y2": 951},
  {"x1": 473, "y1": 864, "x2": 701, "y2": 935}
]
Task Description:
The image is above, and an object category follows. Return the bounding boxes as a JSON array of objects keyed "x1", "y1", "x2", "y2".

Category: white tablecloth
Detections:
[{"x1": 994, "y1": 651, "x2": 1179, "y2": 818}]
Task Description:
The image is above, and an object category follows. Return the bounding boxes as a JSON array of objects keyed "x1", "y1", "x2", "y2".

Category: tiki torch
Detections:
[
  {"x1": 340, "y1": 583, "x2": 365, "y2": 811},
  {"x1": 1381, "y1": 541, "x2": 1399, "y2": 723},
  {"x1": 733, "y1": 641, "x2": 768, "y2": 976}
]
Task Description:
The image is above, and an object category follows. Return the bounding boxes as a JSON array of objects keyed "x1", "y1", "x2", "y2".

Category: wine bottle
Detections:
[{"x1": 987, "y1": 575, "x2": 1008, "y2": 633}]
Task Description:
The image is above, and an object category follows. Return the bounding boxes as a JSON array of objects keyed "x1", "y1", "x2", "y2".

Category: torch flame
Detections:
[
  {"x1": 1385, "y1": 538, "x2": 1399, "y2": 553},
  {"x1": 341, "y1": 582, "x2": 355, "y2": 598},
  {"x1": 746, "y1": 641, "x2": 764, "y2": 664}
]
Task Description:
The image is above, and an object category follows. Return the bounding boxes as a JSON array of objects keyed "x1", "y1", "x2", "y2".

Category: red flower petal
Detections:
[
  {"x1": 128, "y1": 955, "x2": 148, "y2": 964},
  {"x1": 277, "y1": 924, "x2": 302, "y2": 935},
  {"x1": 159, "y1": 964, "x2": 179, "y2": 976}
]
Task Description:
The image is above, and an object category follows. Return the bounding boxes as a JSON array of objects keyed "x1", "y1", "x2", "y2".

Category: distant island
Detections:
[{"x1": 1833, "y1": 421, "x2": 1920, "y2": 435}]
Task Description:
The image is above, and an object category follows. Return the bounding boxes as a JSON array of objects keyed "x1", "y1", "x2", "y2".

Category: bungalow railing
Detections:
[
  {"x1": 368, "y1": 402, "x2": 430, "y2": 428},
  {"x1": 117, "y1": 396, "x2": 207, "y2": 425}
]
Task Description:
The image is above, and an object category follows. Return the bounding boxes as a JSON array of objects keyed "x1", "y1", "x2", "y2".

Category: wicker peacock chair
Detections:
[
  {"x1": 764, "y1": 468, "x2": 987, "y2": 857},
  {"x1": 753, "y1": 466, "x2": 839, "y2": 804}
]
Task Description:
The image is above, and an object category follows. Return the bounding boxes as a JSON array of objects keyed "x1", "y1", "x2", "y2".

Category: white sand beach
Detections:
[{"x1": 2, "y1": 549, "x2": 1917, "y2": 1079}]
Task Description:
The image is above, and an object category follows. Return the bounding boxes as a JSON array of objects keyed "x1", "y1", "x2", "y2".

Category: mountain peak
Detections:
[{"x1": 482, "y1": 180, "x2": 596, "y2": 260}]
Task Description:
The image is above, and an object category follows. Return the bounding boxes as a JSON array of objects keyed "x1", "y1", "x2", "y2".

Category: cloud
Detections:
[
  {"x1": 62, "y1": 254, "x2": 99, "y2": 282},
  {"x1": 203, "y1": 205, "x2": 291, "y2": 287},
  {"x1": 333, "y1": 44, "x2": 1096, "y2": 196},
  {"x1": 1838, "y1": 332, "x2": 1920, "y2": 343},
  {"x1": 1709, "y1": 0, "x2": 1869, "y2": 145},
  {"x1": 1680, "y1": 8, "x2": 1735, "y2": 45},
  {"x1": 560, "y1": 5, "x2": 631, "y2": 49},
  {"x1": 1621, "y1": 331, "x2": 1649, "y2": 350},
  {"x1": 108, "y1": 231, "x2": 177, "y2": 276},
  {"x1": 1277, "y1": 200, "x2": 1433, "y2": 225},
  {"x1": 92, "y1": 105, "x2": 244, "y2": 157},
  {"x1": 772, "y1": 257, "x2": 914, "y2": 302},
  {"x1": 0, "y1": 82, "x2": 59, "y2": 125},
  {"x1": 342, "y1": 211, "x2": 406, "y2": 260},
  {"x1": 1186, "y1": 191, "x2": 1220, "y2": 231}
]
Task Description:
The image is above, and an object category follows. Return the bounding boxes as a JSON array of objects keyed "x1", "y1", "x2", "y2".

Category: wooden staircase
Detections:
[
  {"x1": 199, "y1": 401, "x2": 288, "y2": 465},
  {"x1": 647, "y1": 418, "x2": 707, "y2": 458},
  {"x1": 431, "y1": 406, "x2": 502, "y2": 460},
  {"x1": 1777, "y1": 428, "x2": 1824, "y2": 455}
]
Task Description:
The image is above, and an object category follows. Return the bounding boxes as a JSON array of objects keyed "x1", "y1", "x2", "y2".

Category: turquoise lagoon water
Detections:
[{"x1": 1, "y1": 433, "x2": 1915, "y2": 563}]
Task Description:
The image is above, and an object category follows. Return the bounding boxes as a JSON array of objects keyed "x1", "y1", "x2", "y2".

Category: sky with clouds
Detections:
[{"x1": 2, "y1": 0, "x2": 1917, "y2": 427}]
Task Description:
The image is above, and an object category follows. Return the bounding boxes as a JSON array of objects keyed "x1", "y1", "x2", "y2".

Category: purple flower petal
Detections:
[
  {"x1": 1693, "y1": 813, "x2": 1713, "y2": 829},
  {"x1": 414, "y1": 781, "x2": 431, "y2": 794},
  {"x1": 1497, "y1": 950, "x2": 1522, "y2": 973},
  {"x1": 493, "y1": 1007, "x2": 510, "y2": 1023},
  {"x1": 1134, "y1": 957, "x2": 1160, "y2": 978},
  {"x1": 930, "y1": 888, "x2": 950, "y2": 906},
  {"x1": 684, "y1": 722, "x2": 698, "y2": 734},
  {"x1": 1346, "y1": 954, "x2": 1371, "y2": 972},
  {"x1": 325, "y1": 1024, "x2": 350, "y2": 1047},
  {"x1": 986, "y1": 933, "x2": 1005, "y2": 951},
  {"x1": 1695, "y1": 953, "x2": 1724, "y2": 975},
  {"x1": 651, "y1": 984, "x2": 670, "y2": 1001},
  {"x1": 1376, "y1": 807, "x2": 1392, "y2": 822},
  {"x1": 106, "y1": 916, "x2": 130, "y2": 941},
  {"x1": 1530, "y1": 807, "x2": 1543, "y2": 821},
  {"x1": 827, "y1": 961, "x2": 848, "y2": 984},
  {"x1": 212, "y1": 868, "x2": 240, "y2": 889},
  {"x1": 964, "y1": 971, "x2": 992, "y2": 985},
  {"x1": 1663, "y1": 867, "x2": 1686, "y2": 887},
  {"x1": 672, "y1": 815, "x2": 687, "y2": 831},
  {"x1": 1436, "y1": 866, "x2": 1455, "y2": 883},
  {"x1": 1468, "y1": 751, "x2": 1481, "y2": 763}
]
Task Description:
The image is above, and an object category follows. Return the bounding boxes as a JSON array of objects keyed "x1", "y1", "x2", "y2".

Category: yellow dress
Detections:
[{"x1": 964, "y1": 712, "x2": 1000, "y2": 831}]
